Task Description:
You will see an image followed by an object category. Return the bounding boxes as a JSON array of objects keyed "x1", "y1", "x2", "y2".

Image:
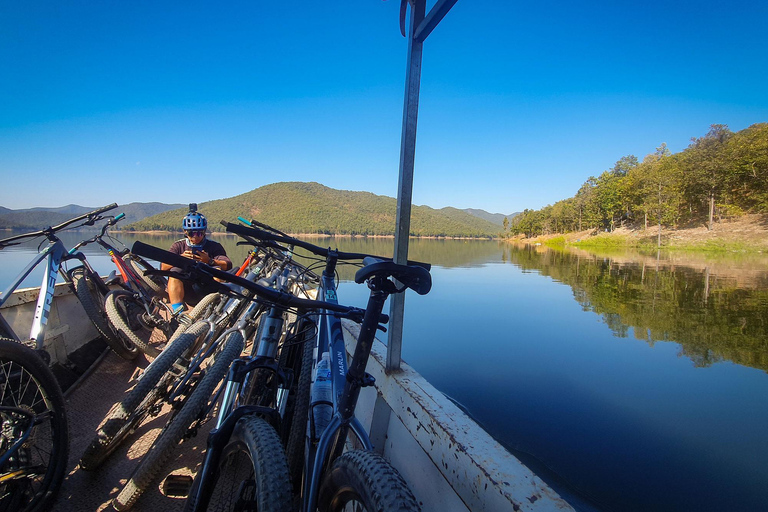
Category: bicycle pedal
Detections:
[{"x1": 162, "y1": 474, "x2": 194, "y2": 497}]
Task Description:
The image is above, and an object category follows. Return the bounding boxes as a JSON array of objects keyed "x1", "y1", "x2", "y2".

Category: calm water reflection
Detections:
[{"x1": 2, "y1": 231, "x2": 768, "y2": 511}]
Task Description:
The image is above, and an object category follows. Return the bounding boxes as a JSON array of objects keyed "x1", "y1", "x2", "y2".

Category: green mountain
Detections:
[
  {"x1": 127, "y1": 182, "x2": 501, "y2": 238},
  {"x1": 0, "y1": 202, "x2": 185, "y2": 230},
  {"x1": 463, "y1": 208, "x2": 519, "y2": 226}
]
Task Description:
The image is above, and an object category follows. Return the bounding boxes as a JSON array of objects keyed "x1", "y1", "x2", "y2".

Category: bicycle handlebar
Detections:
[
  {"x1": 0, "y1": 203, "x2": 119, "y2": 247},
  {"x1": 224, "y1": 222, "x2": 431, "y2": 270},
  {"x1": 131, "y1": 241, "x2": 375, "y2": 320}
]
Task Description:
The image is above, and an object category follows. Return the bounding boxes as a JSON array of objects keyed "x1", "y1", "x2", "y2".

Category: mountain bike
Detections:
[
  {"x1": 67, "y1": 212, "x2": 170, "y2": 360},
  {"x1": 110, "y1": 241, "x2": 308, "y2": 510},
  {"x1": 0, "y1": 203, "x2": 118, "y2": 510},
  {"x1": 80, "y1": 244, "x2": 274, "y2": 472},
  {"x1": 144, "y1": 223, "x2": 431, "y2": 512}
]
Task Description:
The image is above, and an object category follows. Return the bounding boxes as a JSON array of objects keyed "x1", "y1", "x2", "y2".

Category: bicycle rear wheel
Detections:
[
  {"x1": 70, "y1": 267, "x2": 139, "y2": 361},
  {"x1": 105, "y1": 290, "x2": 162, "y2": 358},
  {"x1": 113, "y1": 331, "x2": 245, "y2": 511},
  {"x1": 185, "y1": 415, "x2": 293, "y2": 512},
  {"x1": 125, "y1": 254, "x2": 167, "y2": 297},
  {"x1": 318, "y1": 450, "x2": 420, "y2": 512},
  {"x1": 0, "y1": 339, "x2": 68, "y2": 512}
]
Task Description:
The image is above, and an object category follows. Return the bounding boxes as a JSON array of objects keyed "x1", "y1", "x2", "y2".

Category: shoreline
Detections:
[
  {"x1": 507, "y1": 214, "x2": 768, "y2": 253},
  {"x1": 113, "y1": 230, "x2": 498, "y2": 241}
]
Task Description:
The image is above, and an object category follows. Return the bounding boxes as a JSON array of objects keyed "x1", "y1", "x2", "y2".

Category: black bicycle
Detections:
[
  {"x1": 224, "y1": 222, "x2": 430, "y2": 512},
  {"x1": 67, "y1": 212, "x2": 169, "y2": 360}
]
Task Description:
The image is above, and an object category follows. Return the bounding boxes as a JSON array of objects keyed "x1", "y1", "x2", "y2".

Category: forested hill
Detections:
[
  {"x1": 509, "y1": 123, "x2": 768, "y2": 237},
  {"x1": 127, "y1": 182, "x2": 502, "y2": 238}
]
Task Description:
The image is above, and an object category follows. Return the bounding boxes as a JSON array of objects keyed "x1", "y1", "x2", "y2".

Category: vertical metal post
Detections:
[{"x1": 387, "y1": 0, "x2": 426, "y2": 372}]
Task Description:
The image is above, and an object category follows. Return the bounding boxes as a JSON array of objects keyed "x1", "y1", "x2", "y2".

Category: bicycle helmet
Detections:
[{"x1": 183, "y1": 204, "x2": 207, "y2": 231}]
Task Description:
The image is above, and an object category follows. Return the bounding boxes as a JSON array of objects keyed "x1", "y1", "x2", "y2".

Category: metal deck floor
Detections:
[{"x1": 54, "y1": 347, "x2": 213, "y2": 511}]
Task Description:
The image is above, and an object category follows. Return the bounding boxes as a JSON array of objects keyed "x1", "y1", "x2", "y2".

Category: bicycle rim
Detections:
[{"x1": 0, "y1": 340, "x2": 68, "y2": 512}]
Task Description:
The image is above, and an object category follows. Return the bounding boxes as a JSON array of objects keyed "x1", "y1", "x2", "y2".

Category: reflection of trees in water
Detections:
[
  {"x1": 117, "y1": 234, "x2": 508, "y2": 281},
  {"x1": 504, "y1": 244, "x2": 768, "y2": 373}
]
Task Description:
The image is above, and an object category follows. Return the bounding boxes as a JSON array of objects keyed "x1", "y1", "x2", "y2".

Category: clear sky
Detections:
[{"x1": 1, "y1": 1, "x2": 766, "y2": 215}]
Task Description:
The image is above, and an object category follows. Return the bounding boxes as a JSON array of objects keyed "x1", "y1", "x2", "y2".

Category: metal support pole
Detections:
[{"x1": 387, "y1": 0, "x2": 426, "y2": 372}]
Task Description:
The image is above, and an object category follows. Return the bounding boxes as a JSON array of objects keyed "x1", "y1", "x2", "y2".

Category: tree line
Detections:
[{"x1": 506, "y1": 123, "x2": 768, "y2": 237}]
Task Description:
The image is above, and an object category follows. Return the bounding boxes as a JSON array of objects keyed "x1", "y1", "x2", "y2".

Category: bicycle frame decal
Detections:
[{"x1": 30, "y1": 244, "x2": 64, "y2": 346}]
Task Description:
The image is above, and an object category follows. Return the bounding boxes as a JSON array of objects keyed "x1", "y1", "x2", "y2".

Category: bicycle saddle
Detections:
[{"x1": 354, "y1": 257, "x2": 432, "y2": 296}]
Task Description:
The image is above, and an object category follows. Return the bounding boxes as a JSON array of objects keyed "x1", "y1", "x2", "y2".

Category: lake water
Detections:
[{"x1": 2, "y1": 230, "x2": 768, "y2": 511}]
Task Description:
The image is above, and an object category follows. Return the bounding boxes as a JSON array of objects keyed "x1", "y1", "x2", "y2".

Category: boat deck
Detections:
[{"x1": 56, "y1": 347, "x2": 212, "y2": 511}]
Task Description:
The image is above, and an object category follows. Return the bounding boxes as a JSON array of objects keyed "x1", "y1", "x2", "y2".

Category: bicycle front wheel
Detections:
[
  {"x1": 105, "y1": 290, "x2": 161, "y2": 358},
  {"x1": 71, "y1": 267, "x2": 139, "y2": 361},
  {"x1": 79, "y1": 320, "x2": 210, "y2": 471},
  {"x1": 113, "y1": 330, "x2": 245, "y2": 511},
  {"x1": 318, "y1": 450, "x2": 420, "y2": 512},
  {"x1": 0, "y1": 339, "x2": 69, "y2": 512},
  {"x1": 185, "y1": 415, "x2": 293, "y2": 512}
]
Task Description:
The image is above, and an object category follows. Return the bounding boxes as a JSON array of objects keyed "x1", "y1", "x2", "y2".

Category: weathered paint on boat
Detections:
[{"x1": 343, "y1": 321, "x2": 573, "y2": 512}]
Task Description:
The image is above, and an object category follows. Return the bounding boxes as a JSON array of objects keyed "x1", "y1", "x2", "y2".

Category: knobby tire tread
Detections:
[
  {"x1": 318, "y1": 450, "x2": 420, "y2": 512},
  {"x1": 184, "y1": 415, "x2": 293, "y2": 512},
  {"x1": 71, "y1": 268, "x2": 139, "y2": 361},
  {"x1": 283, "y1": 317, "x2": 315, "y2": 489},
  {"x1": 125, "y1": 254, "x2": 167, "y2": 297},
  {"x1": 105, "y1": 290, "x2": 161, "y2": 358},
  {"x1": 79, "y1": 321, "x2": 210, "y2": 471},
  {"x1": 113, "y1": 331, "x2": 245, "y2": 511},
  {"x1": 0, "y1": 339, "x2": 69, "y2": 512}
]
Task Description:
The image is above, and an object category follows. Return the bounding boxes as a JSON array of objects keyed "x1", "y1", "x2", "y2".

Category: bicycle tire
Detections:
[
  {"x1": 71, "y1": 267, "x2": 139, "y2": 361},
  {"x1": 318, "y1": 450, "x2": 420, "y2": 512},
  {"x1": 0, "y1": 339, "x2": 69, "y2": 512},
  {"x1": 282, "y1": 317, "x2": 315, "y2": 489},
  {"x1": 113, "y1": 331, "x2": 245, "y2": 511},
  {"x1": 79, "y1": 321, "x2": 210, "y2": 471},
  {"x1": 184, "y1": 415, "x2": 293, "y2": 512},
  {"x1": 167, "y1": 292, "x2": 222, "y2": 344},
  {"x1": 105, "y1": 289, "x2": 161, "y2": 358},
  {"x1": 125, "y1": 254, "x2": 167, "y2": 297}
]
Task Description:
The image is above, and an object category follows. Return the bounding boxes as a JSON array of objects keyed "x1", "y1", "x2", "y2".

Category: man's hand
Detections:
[{"x1": 182, "y1": 249, "x2": 212, "y2": 265}]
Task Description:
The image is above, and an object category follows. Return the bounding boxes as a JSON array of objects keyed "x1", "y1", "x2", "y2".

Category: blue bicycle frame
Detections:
[
  {"x1": 0, "y1": 204, "x2": 118, "y2": 350},
  {"x1": 1, "y1": 239, "x2": 73, "y2": 349}
]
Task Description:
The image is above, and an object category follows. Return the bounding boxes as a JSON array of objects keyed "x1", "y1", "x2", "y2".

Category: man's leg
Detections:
[{"x1": 167, "y1": 276, "x2": 186, "y2": 313}]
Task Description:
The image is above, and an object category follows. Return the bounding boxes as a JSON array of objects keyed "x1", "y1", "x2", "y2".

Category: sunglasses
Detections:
[{"x1": 186, "y1": 230, "x2": 205, "y2": 237}]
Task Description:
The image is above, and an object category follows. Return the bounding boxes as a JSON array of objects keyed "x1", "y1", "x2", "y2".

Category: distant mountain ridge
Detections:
[
  {"x1": 0, "y1": 202, "x2": 185, "y2": 230},
  {"x1": 462, "y1": 208, "x2": 519, "y2": 226},
  {"x1": 128, "y1": 182, "x2": 503, "y2": 238}
]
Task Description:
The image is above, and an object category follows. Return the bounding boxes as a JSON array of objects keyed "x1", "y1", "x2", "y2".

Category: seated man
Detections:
[{"x1": 162, "y1": 204, "x2": 232, "y2": 314}]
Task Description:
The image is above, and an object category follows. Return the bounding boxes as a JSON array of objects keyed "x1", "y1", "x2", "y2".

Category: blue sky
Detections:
[{"x1": 1, "y1": 1, "x2": 766, "y2": 215}]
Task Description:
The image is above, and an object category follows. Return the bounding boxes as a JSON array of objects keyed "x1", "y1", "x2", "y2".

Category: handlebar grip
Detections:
[
  {"x1": 237, "y1": 216, "x2": 252, "y2": 226},
  {"x1": 115, "y1": 213, "x2": 125, "y2": 221}
]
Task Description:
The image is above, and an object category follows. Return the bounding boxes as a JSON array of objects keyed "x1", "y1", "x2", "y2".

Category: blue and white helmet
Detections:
[{"x1": 183, "y1": 204, "x2": 207, "y2": 231}]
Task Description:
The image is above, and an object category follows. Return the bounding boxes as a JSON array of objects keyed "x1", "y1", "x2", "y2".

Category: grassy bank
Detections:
[{"x1": 511, "y1": 214, "x2": 768, "y2": 254}]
